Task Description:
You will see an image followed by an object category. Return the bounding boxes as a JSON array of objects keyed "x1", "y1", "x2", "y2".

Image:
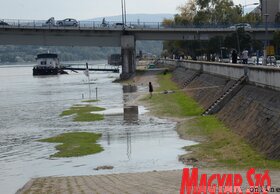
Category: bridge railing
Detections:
[{"x1": 1, "y1": 18, "x2": 280, "y2": 30}]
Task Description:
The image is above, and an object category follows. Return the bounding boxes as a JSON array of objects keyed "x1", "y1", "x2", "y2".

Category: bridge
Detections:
[{"x1": 0, "y1": 19, "x2": 278, "y2": 78}]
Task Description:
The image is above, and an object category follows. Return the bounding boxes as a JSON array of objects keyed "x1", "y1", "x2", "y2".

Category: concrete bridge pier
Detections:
[{"x1": 120, "y1": 35, "x2": 136, "y2": 79}]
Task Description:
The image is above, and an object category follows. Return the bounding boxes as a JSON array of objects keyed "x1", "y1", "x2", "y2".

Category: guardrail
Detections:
[
  {"x1": 160, "y1": 58, "x2": 280, "y2": 91},
  {"x1": 1, "y1": 18, "x2": 280, "y2": 30}
]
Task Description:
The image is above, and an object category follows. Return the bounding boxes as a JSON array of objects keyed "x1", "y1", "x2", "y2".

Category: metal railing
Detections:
[{"x1": 1, "y1": 18, "x2": 280, "y2": 30}]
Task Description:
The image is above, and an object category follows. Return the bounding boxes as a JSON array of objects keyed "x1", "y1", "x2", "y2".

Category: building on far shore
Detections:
[{"x1": 261, "y1": 0, "x2": 280, "y2": 23}]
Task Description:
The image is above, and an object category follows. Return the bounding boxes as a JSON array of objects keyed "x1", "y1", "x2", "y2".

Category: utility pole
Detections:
[{"x1": 121, "y1": 0, "x2": 124, "y2": 26}]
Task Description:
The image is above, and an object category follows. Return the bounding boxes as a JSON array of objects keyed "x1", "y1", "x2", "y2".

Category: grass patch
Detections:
[
  {"x1": 150, "y1": 72, "x2": 280, "y2": 169},
  {"x1": 82, "y1": 99, "x2": 99, "y2": 103},
  {"x1": 60, "y1": 105, "x2": 105, "y2": 122},
  {"x1": 146, "y1": 73, "x2": 203, "y2": 117},
  {"x1": 38, "y1": 132, "x2": 103, "y2": 157},
  {"x1": 74, "y1": 113, "x2": 104, "y2": 122},
  {"x1": 181, "y1": 116, "x2": 280, "y2": 168}
]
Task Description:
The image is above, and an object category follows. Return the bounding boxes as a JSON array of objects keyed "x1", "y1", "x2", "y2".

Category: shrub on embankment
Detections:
[{"x1": 172, "y1": 66, "x2": 280, "y2": 160}]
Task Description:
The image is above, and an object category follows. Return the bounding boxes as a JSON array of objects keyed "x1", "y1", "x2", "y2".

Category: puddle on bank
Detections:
[{"x1": 95, "y1": 105, "x2": 148, "y2": 116}]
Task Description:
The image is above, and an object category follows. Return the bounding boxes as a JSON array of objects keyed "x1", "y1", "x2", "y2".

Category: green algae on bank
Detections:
[
  {"x1": 148, "y1": 72, "x2": 280, "y2": 169},
  {"x1": 38, "y1": 132, "x2": 103, "y2": 157},
  {"x1": 60, "y1": 104, "x2": 105, "y2": 122}
]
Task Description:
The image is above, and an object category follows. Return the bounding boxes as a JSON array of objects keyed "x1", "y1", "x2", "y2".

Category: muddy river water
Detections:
[{"x1": 0, "y1": 61, "x2": 196, "y2": 194}]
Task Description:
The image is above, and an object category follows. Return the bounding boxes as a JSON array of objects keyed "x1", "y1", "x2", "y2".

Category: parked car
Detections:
[
  {"x1": 42, "y1": 17, "x2": 55, "y2": 27},
  {"x1": 56, "y1": 18, "x2": 78, "y2": 27},
  {"x1": 112, "y1": 22, "x2": 133, "y2": 29},
  {"x1": 276, "y1": 60, "x2": 280, "y2": 67},
  {"x1": 276, "y1": 55, "x2": 280, "y2": 67},
  {"x1": 0, "y1": 20, "x2": 9, "y2": 26},
  {"x1": 112, "y1": 22, "x2": 125, "y2": 28},
  {"x1": 248, "y1": 57, "x2": 255, "y2": 65},
  {"x1": 266, "y1": 56, "x2": 276, "y2": 66},
  {"x1": 229, "y1": 23, "x2": 251, "y2": 29}
]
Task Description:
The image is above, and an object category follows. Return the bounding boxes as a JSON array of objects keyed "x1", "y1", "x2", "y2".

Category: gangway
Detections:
[{"x1": 61, "y1": 64, "x2": 119, "y2": 73}]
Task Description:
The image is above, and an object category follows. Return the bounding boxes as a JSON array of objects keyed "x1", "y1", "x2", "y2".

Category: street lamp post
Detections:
[
  {"x1": 121, "y1": 0, "x2": 124, "y2": 25},
  {"x1": 263, "y1": 0, "x2": 269, "y2": 66},
  {"x1": 121, "y1": 0, "x2": 126, "y2": 28},
  {"x1": 124, "y1": 0, "x2": 127, "y2": 25},
  {"x1": 240, "y1": 2, "x2": 259, "y2": 63},
  {"x1": 120, "y1": 0, "x2": 127, "y2": 29}
]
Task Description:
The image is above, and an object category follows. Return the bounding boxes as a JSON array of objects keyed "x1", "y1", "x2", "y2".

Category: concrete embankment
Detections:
[
  {"x1": 17, "y1": 169, "x2": 280, "y2": 194},
  {"x1": 170, "y1": 63, "x2": 280, "y2": 160}
]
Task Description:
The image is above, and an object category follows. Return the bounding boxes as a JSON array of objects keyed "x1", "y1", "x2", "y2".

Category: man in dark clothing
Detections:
[
  {"x1": 149, "y1": 82, "x2": 153, "y2": 98},
  {"x1": 232, "y1": 49, "x2": 238, "y2": 64}
]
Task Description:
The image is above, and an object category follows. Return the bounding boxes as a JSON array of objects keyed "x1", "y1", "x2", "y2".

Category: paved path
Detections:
[
  {"x1": 17, "y1": 170, "x2": 182, "y2": 194},
  {"x1": 17, "y1": 169, "x2": 280, "y2": 194}
]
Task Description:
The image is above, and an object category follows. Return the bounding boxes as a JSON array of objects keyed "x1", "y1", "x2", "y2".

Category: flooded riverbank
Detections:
[{"x1": 0, "y1": 62, "x2": 195, "y2": 194}]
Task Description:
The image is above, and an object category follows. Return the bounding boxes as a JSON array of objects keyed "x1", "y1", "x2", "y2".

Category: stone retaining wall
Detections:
[{"x1": 172, "y1": 66, "x2": 280, "y2": 159}]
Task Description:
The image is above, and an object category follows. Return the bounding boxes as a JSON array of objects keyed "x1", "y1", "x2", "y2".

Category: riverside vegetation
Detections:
[
  {"x1": 60, "y1": 102, "x2": 105, "y2": 122},
  {"x1": 146, "y1": 73, "x2": 280, "y2": 169},
  {"x1": 39, "y1": 100, "x2": 105, "y2": 157},
  {"x1": 39, "y1": 132, "x2": 103, "y2": 157}
]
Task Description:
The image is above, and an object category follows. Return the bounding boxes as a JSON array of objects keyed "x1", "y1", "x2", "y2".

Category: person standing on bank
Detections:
[
  {"x1": 149, "y1": 82, "x2": 153, "y2": 98},
  {"x1": 232, "y1": 49, "x2": 237, "y2": 64},
  {"x1": 242, "y1": 49, "x2": 248, "y2": 64}
]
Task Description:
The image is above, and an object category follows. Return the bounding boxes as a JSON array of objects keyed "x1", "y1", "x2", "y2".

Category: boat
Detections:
[{"x1": 33, "y1": 53, "x2": 67, "y2": 75}]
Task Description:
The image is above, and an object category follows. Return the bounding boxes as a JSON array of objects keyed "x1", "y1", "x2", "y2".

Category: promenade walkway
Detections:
[{"x1": 17, "y1": 169, "x2": 280, "y2": 194}]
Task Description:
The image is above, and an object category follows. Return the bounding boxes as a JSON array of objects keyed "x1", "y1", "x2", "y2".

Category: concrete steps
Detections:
[
  {"x1": 202, "y1": 75, "x2": 247, "y2": 116},
  {"x1": 182, "y1": 70, "x2": 202, "y2": 88}
]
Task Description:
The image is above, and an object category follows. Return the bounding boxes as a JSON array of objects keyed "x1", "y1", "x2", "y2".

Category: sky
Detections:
[{"x1": 1, "y1": 0, "x2": 260, "y2": 20}]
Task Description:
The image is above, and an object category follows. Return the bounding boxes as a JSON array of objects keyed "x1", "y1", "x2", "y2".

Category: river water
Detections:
[{"x1": 0, "y1": 61, "x2": 196, "y2": 194}]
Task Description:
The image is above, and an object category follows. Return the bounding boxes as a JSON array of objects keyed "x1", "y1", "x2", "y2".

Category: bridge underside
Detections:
[{"x1": 0, "y1": 28, "x2": 122, "y2": 47}]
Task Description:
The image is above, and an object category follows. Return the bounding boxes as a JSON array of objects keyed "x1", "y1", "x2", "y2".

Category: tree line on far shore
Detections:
[{"x1": 0, "y1": 41, "x2": 163, "y2": 63}]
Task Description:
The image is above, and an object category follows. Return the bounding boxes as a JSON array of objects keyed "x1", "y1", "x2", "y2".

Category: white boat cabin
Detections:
[{"x1": 36, "y1": 53, "x2": 60, "y2": 68}]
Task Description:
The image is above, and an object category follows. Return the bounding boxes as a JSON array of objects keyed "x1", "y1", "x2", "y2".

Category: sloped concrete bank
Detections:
[{"x1": 172, "y1": 66, "x2": 280, "y2": 160}]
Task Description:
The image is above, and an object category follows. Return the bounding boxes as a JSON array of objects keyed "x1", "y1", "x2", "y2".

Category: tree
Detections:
[
  {"x1": 162, "y1": 0, "x2": 255, "y2": 57},
  {"x1": 177, "y1": 0, "x2": 196, "y2": 24},
  {"x1": 224, "y1": 28, "x2": 254, "y2": 54},
  {"x1": 193, "y1": 0, "x2": 241, "y2": 25},
  {"x1": 273, "y1": 31, "x2": 280, "y2": 55},
  {"x1": 162, "y1": 18, "x2": 175, "y2": 27}
]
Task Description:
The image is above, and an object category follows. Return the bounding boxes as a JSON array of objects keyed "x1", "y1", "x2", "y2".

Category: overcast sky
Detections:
[{"x1": 1, "y1": 0, "x2": 259, "y2": 20}]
